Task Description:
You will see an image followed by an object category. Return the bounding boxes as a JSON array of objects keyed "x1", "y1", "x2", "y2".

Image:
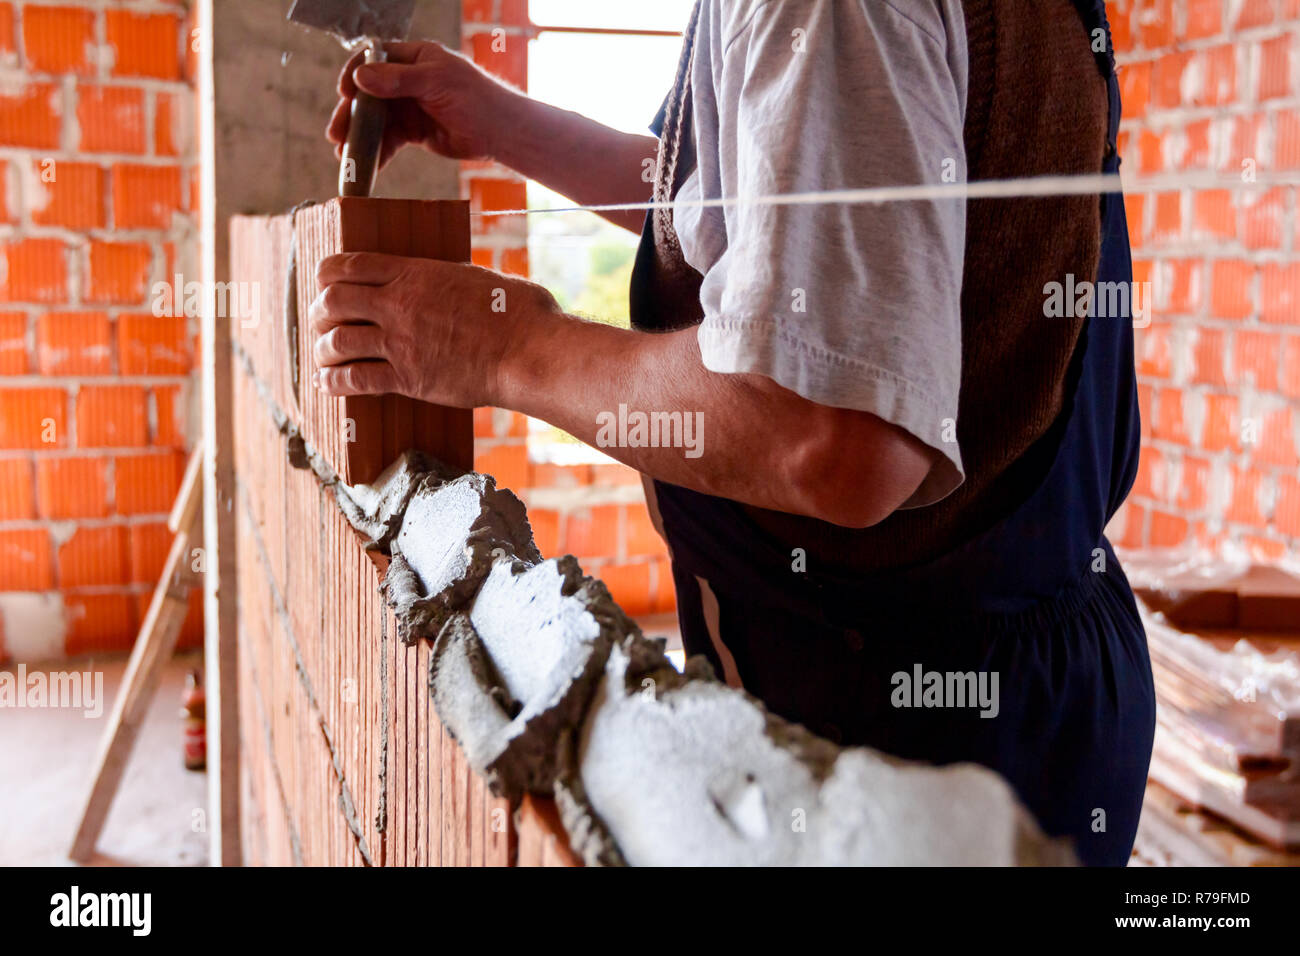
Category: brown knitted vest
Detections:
[{"x1": 644, "y1": 0, "x2": 1110, "y2": 571}]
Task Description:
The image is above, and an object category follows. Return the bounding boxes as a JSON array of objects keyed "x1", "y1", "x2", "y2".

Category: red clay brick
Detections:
[
  {"x1": 128, "y1": 521, "x2": 171, "y2": 583},
  {"x1": 0, "y1": 3, "x2": 13, "y2": 55},
  {"x1": 1202, "y1": 393, "x2": 1240, "y2": 452},
  {"x1": 652, "y1": 557, "x2": 677, "y2": 614},
  {"x1": 1177, "y1": 455, "x2": 1211, "y2": 512},
  {"x1": 35, "y1": 456, "x2": 108, "y2": 519},
  {"x1": 1260, "y1": 263, "x2": 1300, "y2": 324},
  {"x1": 64, "y1": 593, "x2": 136, "y2": 657},
  {"x1": 22, "y1": 5, "x2": 96, "y2": 75},
  {"x1": 1119, "y1": 60, "x2": 1151, "y2": 120},
  {"x1": 1283, "y1": 337, "x2": 1300, "y2": 399},
  {"x1": 1258, "y1": 33, "x2": 1293, "y2": 100},
  {"x1": 1136, "y1": 0, "x2": 1175, "y2": 49},
  {"x1": 76, "y1": 86, "x2": 146, "y2": 153},
  {"x1": 1225, "y1": 466, "x2": 1269, "y2": 527},
  {"x1": 0, "y1": 239, "x2": 67, "y2": 303},
  {"x1": 1191, "y1": 190, "x2": 1235, "y2": 239},
  {"x1": 84, "y1": 241, "x2": 152, "y2": 304},
  {"x1": 1191, "y1": 326, "x2": 1228, "y2": 385},
  {"x1": 0, "y1": 528, "x2": 52, "y2": 590},
  {"x1": 1152, "y1": 192, "x2": 1181, "y2": 243},
  {"x1": 0, "y1": 388, "x2": 66, "y2": 449},
  {"x1": 76, "y1": 385, "x2": 147, "y2": 447},
  {"x1": 31, "y1": 160, "x2": 105, "y2": 229},
  {"x1": 117, "y1": 313, "x2": 190, "y2": 375},
  {"x1": 1279, "y1": 110, "x2": 1300, "y2": 169},
  {"x1": 1182, "y1": 0, "x2": 1222, "y2": 39},
  {"x1": 463, "y1": 0, "x2": 495, "y2": 23},
  {"x1": 1240, "y1": 188, "x2": 1286, "y2": 249},
  {"x1": 1234, "y1": 0, "x2": 1276, "y2": 29},
  {"x1": 1253, "y1": 405, "x2": 1298, "y2": 467},
  {"x1": 1149, "y1": 509, "x2": 1191, "y2": 547},
  {"x1": 1210, "y1": 260, "x2": 1256, "y2": 318},
  {"x1": 114, "y1": 450, "x2": 183, "y2": 514},
  {"x1": 106, "y1": 10, "x2": 180, "y2": 80},
  {"x1": 1152, "y1": 50, "x2": 1191, "y2": 109},
  {"x1": 1135, "y1": 324, "x2": 1171, "y2": 378},
  {"x1": 154, "y1": 92, "x2": 183, "y2": 156},
  {"x1": 1153, "y1": 388, "x2": 1192, "y2": 445},
  {"x1": 625, "y1": 505, "x2": 668, "y2": 558},
  {"x1": 500, "y1": 247, "x2": 529, "y2": 276},
  {"x1": 0, "y1": 458, "x2": 34, "y2": 520},
  {"x1": 1234, "y1": 329, "x2": 1282, "y2": 390},
  {"x1": 36, "y1": 312, "x2": 112, "y2": 375},
  {"x1": 1277, "y1": 475, "x2": 1300, "y2": 538},
  {"x1": 113, "y1": 164, "x2": 183, "y2": 229},
  {"x1": 472, "y1": 442, "x2": 528, "y2": 491},
  {"x1": 57, "y1": 525, "x2": 128, "y2": 588},
  {"x1": 1196, "y1": 45, "x2": 1236, "y2": 106},
  {"x1": 0, "y1": 82, "x2": 61, "y2": 148},
  {"x1": 527, "y1": 506, "x2": 559, "y2": 557},
  {"x1": 0, "y1": 311, "x2": 27, "y2": 374},
  {"x1": 469, "y1": 29, "x2": 527, "y2": 88},
  {"x1": 468, "y1": 177, "x2": 527, "y2": 231},
  {"x1": 563, "y1": 504, "x2": 620, "y2": 558},
  {"x1": 596, "y1": 562, "x2": 653, "y2": 617},
  {"x1": 152, "y1": 384, "x2": 186, "y2": 447}
]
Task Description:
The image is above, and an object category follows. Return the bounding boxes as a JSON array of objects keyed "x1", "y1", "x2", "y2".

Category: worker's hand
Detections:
[
  {"x1": 310, "y1": 253, "x2": 559, "y2": 408},
  {"x1": 327, "y1": 40, "x2": 513, "y2": 168}
]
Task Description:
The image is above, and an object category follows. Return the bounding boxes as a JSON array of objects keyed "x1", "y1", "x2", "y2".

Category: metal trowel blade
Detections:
[{"x1": 287, "y1": 0, "x2": 416, "y2": 43}]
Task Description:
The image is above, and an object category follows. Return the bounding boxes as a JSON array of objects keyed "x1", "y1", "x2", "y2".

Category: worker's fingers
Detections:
[
  {"x1": 314, "y1": 323, "x2": 387, "y2": 368},
  {"x1": 317, "y1": 252, "x2": 411, "y2": 288},
  {"x1": 309, "y1": 281, "x2": 387, "y2": 332},
  {"x1": 315, "y1": 361, "x2": 396, "y2": 397},
  {"x1": 327, "y1": 95, "x2": 352, "y2": 146},
  {"x1": 336, "y1": 47, "x2": 368, "y2": 97},
  {"x1": 378, "y1": 41, "x2": 430, "y2": 64},
  {"x1": 354, "y1": 61, "x2": 441, "y2": 99}
]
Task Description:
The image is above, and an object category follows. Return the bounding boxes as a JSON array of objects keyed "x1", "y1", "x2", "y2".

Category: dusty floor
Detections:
[{"x1": 0, "y1": 653, "x2": 208, "y2": 867}]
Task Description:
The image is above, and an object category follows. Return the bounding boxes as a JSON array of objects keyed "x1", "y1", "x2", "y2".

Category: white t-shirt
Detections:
[{"x1": 672, "y1": 0, "x2": 969, "y2": 507}]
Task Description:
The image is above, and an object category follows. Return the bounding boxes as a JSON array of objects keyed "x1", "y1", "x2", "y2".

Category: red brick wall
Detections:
[
  {"x1": 0, "y1": 1, "x2": 199, "y2": 663},
  {"x1": 463, "y1": 1, "x2": 676, "y2": 620},
  {"x1": 1108, "y1": 1, "x2": 1300, "y2": 558}
]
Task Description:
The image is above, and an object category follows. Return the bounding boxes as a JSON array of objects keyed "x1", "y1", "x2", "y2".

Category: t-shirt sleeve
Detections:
[{"x1": 689, "y1": 0, "x2": 968, "y2": 507}]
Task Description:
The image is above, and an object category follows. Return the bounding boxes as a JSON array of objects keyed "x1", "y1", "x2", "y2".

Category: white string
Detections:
[{"x1": 468, "y1": 170, "x2": 1300, "y2": 218}]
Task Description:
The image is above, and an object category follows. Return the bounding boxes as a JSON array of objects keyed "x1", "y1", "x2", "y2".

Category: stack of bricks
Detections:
[
  {"x1": 1109, "y1": 0, "x2": 1300, "y2": 556},
  {"x1": 0, "y1": 1, "x2": 200, "y2": 663},
  {"x1": 463, "y1": 0, "x2": 676, "y2": 621}
]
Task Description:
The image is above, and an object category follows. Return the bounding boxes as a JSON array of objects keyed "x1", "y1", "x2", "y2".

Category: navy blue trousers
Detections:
[{"x1": 673, "y1": 550, "x2": 1156, "y2": 866}]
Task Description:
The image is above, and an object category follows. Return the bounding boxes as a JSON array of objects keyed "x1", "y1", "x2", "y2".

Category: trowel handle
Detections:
[{"x1": 340, "y1": 46, "x2": 388, "y2": 197}]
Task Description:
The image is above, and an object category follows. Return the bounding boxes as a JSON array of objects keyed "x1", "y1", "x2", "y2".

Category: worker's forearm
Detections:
[
  {"x1": 491, "y1": 91, "x2": 658, "y2": 234},
  {"x1": 498, "y1": 312, "x2": 834, "y2": 517}
]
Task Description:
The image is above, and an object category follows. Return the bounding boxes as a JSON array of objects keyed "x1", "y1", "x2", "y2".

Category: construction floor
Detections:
[{"x1": 0, "y1": 653, "x2": 208, "y2": 868}]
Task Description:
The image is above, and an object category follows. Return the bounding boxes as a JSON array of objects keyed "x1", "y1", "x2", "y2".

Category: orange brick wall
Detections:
[
  {"x1": 464, "y1": 0, "x2": 676, "y2": 620},
  {"x1": 1108, "y1": 1, "x2": 1300, "y2": 557},
  {"x1": 0, "y1": 1, "x2": 199, "y2": 663}
]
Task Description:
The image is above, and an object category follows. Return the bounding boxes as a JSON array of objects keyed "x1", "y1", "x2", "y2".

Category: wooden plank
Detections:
[{"x1": 69, "y1": 477, "x2": 204, "y2": 863}]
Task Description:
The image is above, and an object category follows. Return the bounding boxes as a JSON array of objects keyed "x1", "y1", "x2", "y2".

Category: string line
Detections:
[{"x1": 467, "y1": 170, "x2": 1300, "y2": 218}]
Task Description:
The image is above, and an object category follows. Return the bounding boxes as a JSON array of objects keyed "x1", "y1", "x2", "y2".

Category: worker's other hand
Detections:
[
  {"x1": 310, "y1": 253, "x2": 558, "y2": 408},
  {"x1": 327, "y1": 40, "x2": 510, "y2": 168}
]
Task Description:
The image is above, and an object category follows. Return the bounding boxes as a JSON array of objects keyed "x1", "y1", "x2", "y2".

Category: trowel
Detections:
[{"x1": 288, "y1": 0, "x2": 416, "y2": 197}]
